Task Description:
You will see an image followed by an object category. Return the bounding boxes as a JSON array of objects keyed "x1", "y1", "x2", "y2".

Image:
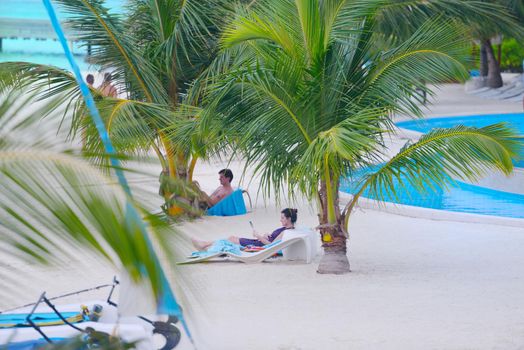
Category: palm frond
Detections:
[
  {"x1": 0, "y1": 150, "x2": 173, "y2": 300},
  {"x1": 126, "y1": 0, "x2": 228, "y2": 93},
  {"x1": 0, "y1": 90, "x2": 177, "y2": 304},
  {"x1": 222, "y1": 8, "x2": 299, "y2": 59},
  {"x1": 53, "y1": 0, "x2": 167, "y2": 103},
  {"x1": 348, "y1": 124, "x2": 521, "y2": 214},
  {"x1": 376, "y1": 0, "x2": 523, "y2": 42},
  {"x1": 360, "y1": 19, "x2": 469, "y2": 117},
  {"x1": 291, "y1": 108, "x2": 390, "y2": 197},
  {"x1": 162, "y1": 103, "x2": 231, "y2": 160},
  {"x1": 78, "y1": 98, "x2": 178, "y2": 165},
  {"x1": 0, "y1": 62, "x2": 80, "y2": 111}
]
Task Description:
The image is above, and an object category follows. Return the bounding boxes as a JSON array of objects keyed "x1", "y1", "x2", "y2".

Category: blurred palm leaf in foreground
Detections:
[
  {"x1": 37, "y1": 334, "x2": 134, "y2": 350},
  {"x1": 0, "y1": 90, "x2": 176, "y2": 308}
]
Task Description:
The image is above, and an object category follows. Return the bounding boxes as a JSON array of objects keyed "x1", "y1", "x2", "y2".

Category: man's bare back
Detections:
[
  {"x1": 199, "y1": 169, "x2": 234, "y2": 207},
  {"x1": 99, "y1": 73, "x2": 118, "y2": 98},
  {"x1": 208, "y1": 185, "x2": 233, "y2": 206},
  {"x1": 100, "y1": 83, "x2": 117, "y2": 98}
]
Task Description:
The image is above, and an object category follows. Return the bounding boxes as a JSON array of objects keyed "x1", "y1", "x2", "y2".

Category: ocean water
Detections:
[
  {"x1": 0, "y1": 0, "x2": 124, "y2": 71},
  {"x1": 0, "y1": 0, "x2": 124, "y2": 19}
]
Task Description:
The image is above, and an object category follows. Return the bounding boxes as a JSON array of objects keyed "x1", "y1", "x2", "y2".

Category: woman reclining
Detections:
[{"x1": 191, "y1": 208, "x2": 298, "y2": 251}]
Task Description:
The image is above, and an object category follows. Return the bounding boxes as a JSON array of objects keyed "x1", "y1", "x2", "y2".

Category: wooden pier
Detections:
[{"x1": 0, "y1": 17, "x2": 80, "y2": 52}]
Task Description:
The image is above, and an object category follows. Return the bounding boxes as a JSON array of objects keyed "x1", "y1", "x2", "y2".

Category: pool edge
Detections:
[{"x1": 340, "y1": 192, "x2": 524, "y2": 229}]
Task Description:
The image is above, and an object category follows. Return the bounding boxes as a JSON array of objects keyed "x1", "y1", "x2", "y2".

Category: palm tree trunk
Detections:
[
  {"x1": 317, "y1": 224, "x2": 350, "y2": 274},
  {"x1": 483, "y1": 39, "x2": 503, "y2": 88},
  {"x1": 317, "y1": 180, "x2": 350, "y2": 274},
  {"x1": 497, "y1": 43, "x2": 502, "y2": 66},
  {"x1": 480, "y1": 42, "x2": 488, "y2": 77},
  {"x1": 159, "y1": 133, "x2": 177, "y2": 178},
  {"x1": 188, "y1": 156, "x2": 198, "y2": 182}
]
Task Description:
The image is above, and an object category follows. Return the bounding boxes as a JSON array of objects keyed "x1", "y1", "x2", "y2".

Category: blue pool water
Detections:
[
  {"x1": 397, "y1": 112, "x2": 524, "y2": 167},
  {"x1": 340, "y1": 171, "x2": 524, "y2": 219},
  {"x1": 340, "y1": 114, "x2": 524, "y2": 219},
  {"x1": 0, "y1": 0, "x2": 123, "y2": 71}
]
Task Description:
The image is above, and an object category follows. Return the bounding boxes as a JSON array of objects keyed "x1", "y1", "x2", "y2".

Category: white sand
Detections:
[
  {"x1": 1, "y1": 82, "x2": 524, "y2": 349},
  {"x1": 177, "y1": 83, "x2": 524, "y2": 349}
]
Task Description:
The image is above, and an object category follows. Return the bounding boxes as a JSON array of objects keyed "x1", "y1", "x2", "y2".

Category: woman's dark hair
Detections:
[{"x1": 281, "y1": 208, "x2": 298, "y2": 224}]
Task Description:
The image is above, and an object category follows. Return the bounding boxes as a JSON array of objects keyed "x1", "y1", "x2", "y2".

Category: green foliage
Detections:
[
  {"x1": 199, "y1": 0, "x2": 520, "y2": 230},
  {"x1": 0, "y1": 0, "x2": 238, "y2": 216},
  {"x1": 466, "y1": 0, "x2": 524, "y2": 41},
  {"x1": 34, "y1": 333, "x2": 135, "y2": 350},
  {"x1": 374, "y1": 0, "x2": 520, "y2": 44},
  {"x1": 501, "y1": 37, "x2": 524, "y2": 72},
  {"x1": 0, "y1": 89, "x2": 178, "y2": 304},
  {"x1": 159, "y1": 172, "x2": 205, "y2": 217},
  {"x1": 205, "y1": 1, "x2": 469, "y2": 199},
  {"x1": 467, "y1": 38, "x2": 524, "y2": 73},
  {"x1": 0, "y1": 0, "x2": 231, "y2": 176}
]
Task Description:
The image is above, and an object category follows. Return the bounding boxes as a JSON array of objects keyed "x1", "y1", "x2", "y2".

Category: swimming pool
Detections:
[
  {"x1": 397, "y1": 112, "x2": 524, "y2": 167},
  {"x1": 340, "y1": 171, "x2": 524, "y2": 219},
  {"x1": 340, "y1": 113, "x2": 524, "y2": 220}
]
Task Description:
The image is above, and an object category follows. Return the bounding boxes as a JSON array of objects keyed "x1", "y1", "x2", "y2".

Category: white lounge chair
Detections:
[
  {"x1": 281, "y1": 228, "x2": 318, "y2": 263},
  {"x1": 179, "y1": 229, "x2": 316, "y2": 265}
]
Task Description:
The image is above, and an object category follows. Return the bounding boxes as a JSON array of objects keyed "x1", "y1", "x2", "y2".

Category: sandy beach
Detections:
[
  {"x1": 1, "y1": 82, "x2": 524, "y2": 349},
  {"x1": 153, "y1": 81, "x2": 524, "y2": 350}
]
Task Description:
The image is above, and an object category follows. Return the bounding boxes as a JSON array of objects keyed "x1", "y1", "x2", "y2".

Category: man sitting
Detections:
[
  {"x1": 99, "y1": 72, "x2": 118, "y2": 98},
  {"x1": 197, "y1": 168, "x2": 234, "y2": 208}
]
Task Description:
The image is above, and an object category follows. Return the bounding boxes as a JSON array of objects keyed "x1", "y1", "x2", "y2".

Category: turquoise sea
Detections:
[{"x1": 0, "y1": 0, "x2": 124, "y2": 71}]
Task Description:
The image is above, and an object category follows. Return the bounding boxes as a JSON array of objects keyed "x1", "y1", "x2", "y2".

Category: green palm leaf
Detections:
[
  {"x1": 375, "y1": 0, "x2": 522, "y2": 42},
  {"x1": 1, "y1": 0, "x2": 236, "y2": 219},
  {"x1": 0, "y1": 90, "x2": 177, "y2": 303},
  {"x1": 210, "y1": 2, "x2": 474, "y2": 201},
  {"x1": 53, "y1": 0, "x2": 167, "y2": 103},
  {"x1": 203, "y1": 0, "x2": 522, "y2": 273},
  {"x1": 360, "y1": 19, "x2": 469, "y2": 117},
  {"x1": 79, "y1": 98, "x2": 178, "y2": 167},
  {"x1": 345, "y1": 124, "x2": 522, "y2": 226},
  {"x1": 0, "y1": 62, "x2": 81, "y2": 122}
]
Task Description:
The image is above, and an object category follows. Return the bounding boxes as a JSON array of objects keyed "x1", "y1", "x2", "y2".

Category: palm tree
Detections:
[
  {"x1": 359, "y1": 0, "x2": 524, "y2": 89},
  {"x1": 197, "y1": 0, "x2": 521, "y2": 274},
  {"x1": 0, "y1": 88, "x2": 178, "y2": 312},
  {"x1": 471, "y1": 0, "x2": 524, "y2": 88},
  {"x1": 0, "y1": 0, "x2": 228, "y2": 217}
]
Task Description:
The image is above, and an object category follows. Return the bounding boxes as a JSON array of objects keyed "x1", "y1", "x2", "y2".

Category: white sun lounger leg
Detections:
[
  {"x1": 178, "y1": 252, "x2": 225, "y2": 264},
  {"x1": 227, "y1": 237, "x2": 304, "y2": 263},
  {"x1": 282, "y1": 230, "x2": 315, "y2": 263}
]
